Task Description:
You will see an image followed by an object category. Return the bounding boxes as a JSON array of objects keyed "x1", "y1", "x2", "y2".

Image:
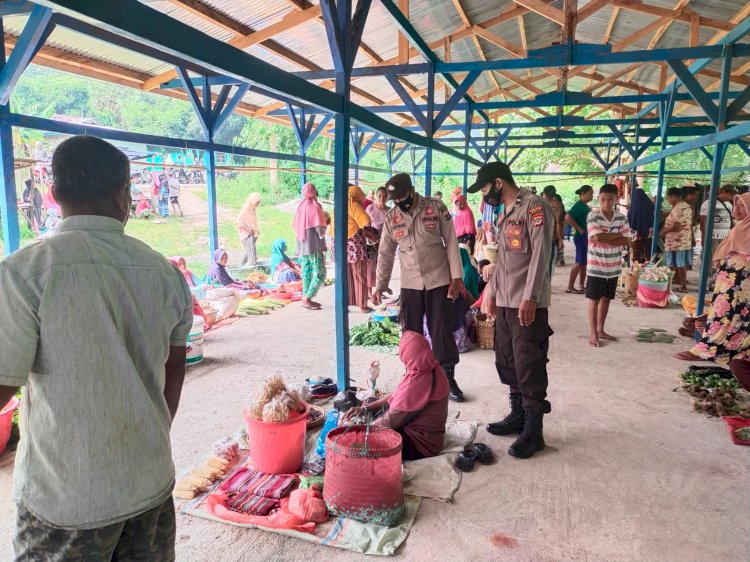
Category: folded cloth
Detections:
[
  {"x1": 300, "y1": 458, "x2": 326, "y2": 477},
  {"x1": 221, "y1": 468, "x2": 297, "y2": 499},
  {"x1": 226, "y1": 492, "x2": 279, "y2": 516},
  {"x1": 310, "y1": 384, "x2": 337, "y2": 398}
]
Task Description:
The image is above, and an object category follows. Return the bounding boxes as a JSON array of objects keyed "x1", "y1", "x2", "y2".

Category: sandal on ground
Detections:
[
  {"x1": 455, "y1": 446, "x2": 477, "y2": 472},
  {"x1": 301, "y1": 303, "x2": 321, "y2": 310},
  {"x1": 473, "y1": 443, "x2": 494, "y2": 465},
  {"x1": 674, "y1": 351, "x2": 702, "y2": 361},
  {"x1": 565, "y1": 288, "x2": 584, "y2": 294}
]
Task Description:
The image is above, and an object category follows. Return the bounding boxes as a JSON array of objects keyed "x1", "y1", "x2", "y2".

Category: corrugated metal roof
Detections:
[{"x1": 1, "y1": 0, "x2": 747, "y2": 132}]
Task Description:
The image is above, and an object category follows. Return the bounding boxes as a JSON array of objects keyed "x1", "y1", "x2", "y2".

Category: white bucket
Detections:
[{"x1": 186, "y1": 315, "x2": 204, "y2": 365}]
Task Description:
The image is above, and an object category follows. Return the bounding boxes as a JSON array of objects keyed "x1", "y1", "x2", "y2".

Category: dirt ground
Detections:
[{"x1": 1, "y1": 243, "x2": 749, "y2": 561}]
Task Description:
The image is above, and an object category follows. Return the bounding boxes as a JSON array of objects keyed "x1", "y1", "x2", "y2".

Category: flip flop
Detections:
[
  {"x1": 301, "y1": 303, "x2": 321, "y2": 310},
  {"x1": 565, "y1": 288, "x2": 584, "y2": 294}
]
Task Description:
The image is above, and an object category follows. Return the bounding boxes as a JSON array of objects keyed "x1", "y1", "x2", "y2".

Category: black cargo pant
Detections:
[
  {"x1": 494, "y1": 307, "x2": 552, "y2": 414},
  {"x1": 14, "y1": 496, "x2": 176, "y2": 562},
  {"x1": 400, "y1": 284, "x2": 459, "y2": 369}
]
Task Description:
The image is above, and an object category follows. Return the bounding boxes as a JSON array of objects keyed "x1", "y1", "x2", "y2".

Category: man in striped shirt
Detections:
[{"x1": 585, "y1": 184, "x2": 632, "y2": 347}]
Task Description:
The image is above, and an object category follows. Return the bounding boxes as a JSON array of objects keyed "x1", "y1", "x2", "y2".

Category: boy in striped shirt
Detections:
[{"x1": 585, "y1": 184, "x2": 632, "y2": 347}]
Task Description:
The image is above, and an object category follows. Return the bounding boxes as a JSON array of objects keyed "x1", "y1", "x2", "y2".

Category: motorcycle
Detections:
[{"x1": 189, "y1": 169, "x2": 204, "y2": 184}]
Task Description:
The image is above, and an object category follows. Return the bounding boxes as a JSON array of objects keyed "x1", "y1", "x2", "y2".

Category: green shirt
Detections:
[
  {"x1": 0, "y1": 215, "x2": 194, "y2": 529},
  {"x1": 568, "y1": 200, "x2": 591, "y2": 240}
]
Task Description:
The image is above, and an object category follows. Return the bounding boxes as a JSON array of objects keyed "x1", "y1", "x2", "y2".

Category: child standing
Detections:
[{"x1": 585, "y1": 184, "x2": 632, "y2": 347}]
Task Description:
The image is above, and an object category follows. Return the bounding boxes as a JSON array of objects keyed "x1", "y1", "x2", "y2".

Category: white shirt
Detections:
[
  {"x1": 700, "y1": 200, "x2": 733, "y2": 240},
  {"x1": 0, "y1": 216, "x2": 193, "y2": 529}
]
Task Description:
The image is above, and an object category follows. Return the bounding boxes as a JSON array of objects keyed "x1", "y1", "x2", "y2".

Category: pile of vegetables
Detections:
[
  {"x1": 679, "y1": 370, "x2": 750, "y2": 417},
  {"x1": 638, "y1": 264, "x2": 672, "y2": 282},
  {"x1": 634, "y1": 328, "x2": 676, "y2": 343},
  {"x1": 246, "y1": 271, "x2": 270, "y2": 284},
  {"x1": 237, "y1": 298, "x2": 285, "y2": 316},
  {"x1": 350, "y1": 318, "x2": 400, "y2": 348}
]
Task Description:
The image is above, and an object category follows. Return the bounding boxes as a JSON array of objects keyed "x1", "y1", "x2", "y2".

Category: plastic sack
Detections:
[
  {"x1": 206, "y1": 295, "x2": 240, "y2": 320},
  {"x1": 316, "y1": 410, "x2": 340, "y2": 458},
  {"x1": 637, "y1": 283, "x2": 669, "y2": 309},
  {"x1": 288, "y1": 487, "x2": 329, "y2": 523}
]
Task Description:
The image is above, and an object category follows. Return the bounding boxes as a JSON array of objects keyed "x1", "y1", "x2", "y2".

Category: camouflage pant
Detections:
[{"x1": 13, "y1": 496, "x2": 176, "y2": 562}]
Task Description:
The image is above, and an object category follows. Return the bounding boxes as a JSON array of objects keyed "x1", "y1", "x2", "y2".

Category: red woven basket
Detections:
[{"x1": 323, "y1": 425, "x2": 404, "y2": 525}]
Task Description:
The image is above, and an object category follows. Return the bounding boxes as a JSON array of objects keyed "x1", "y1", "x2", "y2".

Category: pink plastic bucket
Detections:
[
  {"x1": 0, "y1": 396, "x2": 19, "y2": 455},
  {"x1": 244, "y1": 403, "x2": 309, "y2": 474}
]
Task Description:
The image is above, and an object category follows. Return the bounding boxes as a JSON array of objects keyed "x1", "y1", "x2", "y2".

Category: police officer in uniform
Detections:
[
  {"x1": 469, "y1": 162, "x2": 553, "y2": 459},
  {"x1": 373, "y1": 173, "x2": 466, "y2": 401}
]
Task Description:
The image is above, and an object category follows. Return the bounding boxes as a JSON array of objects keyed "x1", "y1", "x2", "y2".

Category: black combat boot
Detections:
[
  {"x1": 443, "y1": 366, "x2": 465, "y2": 402},
  {"x1": 508, "y1": 410, "x2": 545, "y2": 459},
  {"x1": 486, "y1": 394, "x2": 524, "y2": 435}
]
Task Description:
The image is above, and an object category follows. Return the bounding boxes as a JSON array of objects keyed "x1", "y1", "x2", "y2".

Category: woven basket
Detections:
[
  {"x1": 622, "y1": 271, "x2": 639, "y2": 297},
  {"x1": 475, "y1": 313, "x2": 495, "y2": 350},
  {"x1": 324, "y1": 425, "x2": 404, "y2": 525},
  {"x1": 484, "y1": 244, "x2": 498, "y2": 264}
]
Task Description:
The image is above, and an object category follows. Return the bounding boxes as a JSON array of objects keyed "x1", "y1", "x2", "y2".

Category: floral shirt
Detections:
[{"x1": 664, "y1": 201, "x2": 692, "y2": 251}]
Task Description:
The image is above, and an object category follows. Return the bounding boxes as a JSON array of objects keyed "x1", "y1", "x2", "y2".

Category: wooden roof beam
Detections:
[
  {"x1": 513, "y1": 0, "x2": 565, "y2": 26},
  {"x1": 610, "y1": 0, "x2": 735, "y2": 32}
]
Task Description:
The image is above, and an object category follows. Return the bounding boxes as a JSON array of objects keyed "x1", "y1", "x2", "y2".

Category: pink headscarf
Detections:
[
  {"x1": 452, "y1": 195, "x2": 476, "y2": 238},
  {"x1": 389, "y1": 331, "x2": 449, "y2": 412},
  {"x1": 169, "y1": 256, "x2": 195, "y2": 287},
  {"x1": 293, "y1": 183, "x2": 326, "y2": 242}
]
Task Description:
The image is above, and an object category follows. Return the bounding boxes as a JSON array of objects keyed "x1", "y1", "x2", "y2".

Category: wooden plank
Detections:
[
  {"x1": 398, "y1": 0, "x2": 409, "y2": 64},
  {"x1": 577, "y1": 0, "x2": 610, "y2": 23},
  {"x1": 610, "y1": 0, "x2": 734, "y2": 32},
  {"x1": 144, "y1": 4, "x2": 322, "y2": 91},
  {"x1": 450, "y1": 0, "x2": 471, "y2": 27},
  {"x1": 513, "y1": 0, "x2": 565, "y2": 26},
  {"x1": 472, "y1": 25, "x2": 526, "y2": 58},
  {"x1": 166, "y1": 0, "x2": 252, "y2": 36}
]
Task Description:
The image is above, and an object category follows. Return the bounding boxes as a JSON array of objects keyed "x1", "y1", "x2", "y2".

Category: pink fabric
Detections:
[
  {"x1": 366, "y1": 204, "x2": 388, "y2": 230},
  {"x1": 206, "y1": 491, "x2": 316, "y2": 533},
  {"x1": 389, "y1": 331, "x2": 449, "y2": 413},
  {"x1": 453, "y1": 195, "x2": 476, "y2": 237},
  {"x1": 293, "y1": 183, "x2": 327, "y2": 242},
  {"x1": 713, "y1": 193, "x2": 750, "y2": 264},
  {"x1": 43, "y1": 187, "x2": 60, "y2": 213},
  {"x1": 362, "y1": 198, "x2": 373, "y2": 210}
]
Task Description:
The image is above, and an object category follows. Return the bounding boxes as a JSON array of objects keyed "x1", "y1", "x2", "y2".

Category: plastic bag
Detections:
[
  {"x1": 316, "y1": 410, "x2": 340, "y2": 458},
  {"x1": 288, "y1": 487, "x2": 329, "y2": 523}
]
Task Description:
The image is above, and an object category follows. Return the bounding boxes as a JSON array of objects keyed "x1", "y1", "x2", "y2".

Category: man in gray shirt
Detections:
[{"x1": 0, "y1": 136, "x2": 193, "y2": 561}]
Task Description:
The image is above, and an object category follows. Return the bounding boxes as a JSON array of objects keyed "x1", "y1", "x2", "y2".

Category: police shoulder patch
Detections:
[{"x1": 529, "y1": 204, "x2": 544, "y2": 227}]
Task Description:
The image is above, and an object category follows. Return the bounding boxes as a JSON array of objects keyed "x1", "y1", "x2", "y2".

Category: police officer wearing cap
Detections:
[
  {"x1": 469, "y1": 161, "x2": 554, "y2": 459},
  {"x1": 374, "y1": 173, "x2": 467, "y2": 402}
]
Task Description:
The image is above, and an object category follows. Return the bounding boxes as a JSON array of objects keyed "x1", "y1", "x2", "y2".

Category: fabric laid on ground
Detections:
[
  {"x1": 174, "y1": 418, "x2": 477, "y2": 555},
  {"x1": 402, "y1": 419, "x2": 478, "y2": 502}
]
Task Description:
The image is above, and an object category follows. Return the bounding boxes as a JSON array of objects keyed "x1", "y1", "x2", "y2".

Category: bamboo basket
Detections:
[
  {"x1": 484, "y1": 244, "x2": 498, "y2": 264},
  {"x1": 475, "y1": 313, "x2": 495, "y2": 350}
]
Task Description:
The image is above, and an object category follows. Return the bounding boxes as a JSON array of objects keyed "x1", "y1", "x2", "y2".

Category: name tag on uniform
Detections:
[
  {"x1": 421, "y1": 215, "x2": 438, "y2": 230},
  {"x1": 507, "y1": 225, "x2": 524, "y2": 252}
]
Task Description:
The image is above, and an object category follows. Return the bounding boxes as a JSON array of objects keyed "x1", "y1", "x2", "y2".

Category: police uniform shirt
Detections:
[
  {"x1": 488, "y1": 189, "x2": 553, "y2": 308},
  {"x1": 376, "y1": 193, "x2": 464, "y2": 291}
]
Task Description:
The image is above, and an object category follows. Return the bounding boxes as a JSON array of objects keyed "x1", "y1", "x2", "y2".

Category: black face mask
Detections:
[
  {"x1": 483, "y1": 183, "x2": 502, "y2": 207},
  {"x1": 396, "y1": 192, "x2": 414, "y2": 212}
]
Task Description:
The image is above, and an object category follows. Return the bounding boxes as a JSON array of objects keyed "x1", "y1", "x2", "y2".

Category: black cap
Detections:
[
  {"x1": 467, "y1": 161, "x2": 514, "y2": 193},
  {"x1": 386, "y1": 173, "x2": 413, "y2": 200},
  {"x1": 542, "y1": 185, "x2": 556, "y2": 197}
]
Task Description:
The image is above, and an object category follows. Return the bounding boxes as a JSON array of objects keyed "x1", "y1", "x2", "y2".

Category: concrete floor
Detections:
[{"x1": 1, "y1": 244, "x2": 749, "y2": 561}]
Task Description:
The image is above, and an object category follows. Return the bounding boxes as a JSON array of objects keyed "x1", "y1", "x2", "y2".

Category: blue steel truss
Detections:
[{"x1": 0, "y1": 0, "x2": 748, "y2": 388}]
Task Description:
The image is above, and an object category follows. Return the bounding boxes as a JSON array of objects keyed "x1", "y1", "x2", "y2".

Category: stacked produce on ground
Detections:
[
  {"x1": 679, "y1": 369, "x2": 750, "y2": 418},
  {"x1": 349, "y1": 318, "x2": 400, "y2": 350},
  {"x1": 634, "y1": 328, "x2": 676, "y2": 343},
  {"x1": 236, "y1": 298, "x2": 286, "y2": 316}
]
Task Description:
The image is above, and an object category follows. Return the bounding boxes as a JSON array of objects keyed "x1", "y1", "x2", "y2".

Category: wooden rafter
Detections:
[
  {"x1": 587, "y1": 4, "x2": 618, "y2": 89},
  {"x1": 398, "y1": 0, "x2": 410, "y2": 64},
  {"x1": 513, "y1": 0, "x2": 565, "y2": 26},
  {"x1": 166, "y1": 0, "x2": 252, "y2": 36},
  {"x1": 610, "y1": 0, "x2": 734, "y2": 32}
]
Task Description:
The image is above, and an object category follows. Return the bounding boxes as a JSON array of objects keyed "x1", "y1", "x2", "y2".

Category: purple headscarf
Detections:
[{"x1": 207, "y1": 248, "x2": 236, "y2": 286}]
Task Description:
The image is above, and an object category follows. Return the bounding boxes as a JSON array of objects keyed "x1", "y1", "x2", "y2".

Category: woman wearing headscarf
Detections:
[
  {"x1": 334, "y1": 185, "x2": 373, "y2": 312},
  {"x1": 294, "y1": 183, "x2": 328, "y2": 310},
  {"x1": 237, "y1": 192, "x2": 262, "y2": 266},
  {"x1": 344, "y1": 331, "x2": 449, "y2": 460},
  {"x1": 460, "y1": 245, "x2": 480, "y2": 300},
  {"x1": 365, "y1": 186, "x2": 389, "y2": 292},
  {"x1": 170, "y1": 256, "x2": 201, "y2": 288},
  {"x1": 208, "y1": 248, "x2": 257, "y2": 289},
  {"x1": 453, "y1": 195, "x2": 477, "y2": 252},
  {"x1": 627, "y1": 186, "x2": 656, "y2": 263},
  {"x1": 674, "y1": 193, "x2": 750, "y2": 391},
  {"x1": 270, "y1": 239, "x2": 301, "y2": 284}
]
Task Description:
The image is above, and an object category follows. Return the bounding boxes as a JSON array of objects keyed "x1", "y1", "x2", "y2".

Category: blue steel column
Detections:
[
  {"x1": 205, "y1": 146, "x2": 219, "y2": 253},
  {"x1": 0, "y1": 19, "x2": 20, "y2": 255},
  {"x1": 299, "y1": 107, "x2": 308, "y2": 188},
  {"x1": 462, "y1": 106, "x2": 471, "y2": 194},
  {"x1": 424, "y1": 66, "x2": 434, "y2": 195},
  {"x1": 697, "y1": 47, "x2": 733, "y2": 317},
  {"x1": 650, "y1": 88, "x2": 677, "y2": 258}
]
